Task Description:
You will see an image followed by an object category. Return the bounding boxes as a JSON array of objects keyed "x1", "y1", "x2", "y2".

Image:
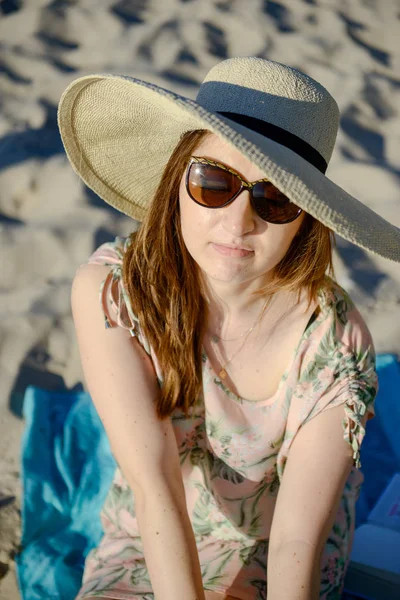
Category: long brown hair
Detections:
[{"x1": 122, "y1": 129, "x2": 335, "y2": 419}]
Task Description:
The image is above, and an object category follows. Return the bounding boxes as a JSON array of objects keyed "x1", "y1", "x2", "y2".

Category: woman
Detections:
[{"x1": 58, "y1": 57, "x2": 400, "y2": 600}]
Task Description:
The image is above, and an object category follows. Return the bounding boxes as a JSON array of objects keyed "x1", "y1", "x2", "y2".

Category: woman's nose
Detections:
[{"x1": 221, "y1": 190, "x2": 256, "y2": 236}]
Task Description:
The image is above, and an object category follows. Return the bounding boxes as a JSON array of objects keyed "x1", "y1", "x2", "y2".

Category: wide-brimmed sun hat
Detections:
[{"x1": 57, "y1": 56, "x2": 400, "y2": 262}]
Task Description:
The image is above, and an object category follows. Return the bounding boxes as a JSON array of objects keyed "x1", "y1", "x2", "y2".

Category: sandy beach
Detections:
[{"x1": 0, "y1": 1, "x2": 399, "y2": 598}]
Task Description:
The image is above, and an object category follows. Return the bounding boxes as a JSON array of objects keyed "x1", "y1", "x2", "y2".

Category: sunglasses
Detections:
[{"x1": 185, "y1": 156, "x2": 303, "y2": 224}]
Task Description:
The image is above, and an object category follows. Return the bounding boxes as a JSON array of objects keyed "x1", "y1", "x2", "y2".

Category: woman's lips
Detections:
[{"x1": 211, "y1": 243, "x2": 254, "y2": 258}]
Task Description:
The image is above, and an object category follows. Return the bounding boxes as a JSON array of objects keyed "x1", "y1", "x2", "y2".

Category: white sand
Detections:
[{"x1": 0, "y1": 0, "x2": 399, "y2": 598}]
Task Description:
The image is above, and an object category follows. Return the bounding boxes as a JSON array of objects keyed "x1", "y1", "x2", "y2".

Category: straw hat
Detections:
[{"x1": 58, "y1": 56, "x2": 400, "y2": 262}]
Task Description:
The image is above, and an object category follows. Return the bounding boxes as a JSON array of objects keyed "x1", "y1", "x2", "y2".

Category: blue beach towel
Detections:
[
  {"x1": 16, "y1": 354, "x2": 400, "y2": 600},
  {"x1": 355, "y1": 353, "x2": 400, "y2": 527},
  {"x1": 16, "y1": 387, "x2": 116, "y2": 600}
]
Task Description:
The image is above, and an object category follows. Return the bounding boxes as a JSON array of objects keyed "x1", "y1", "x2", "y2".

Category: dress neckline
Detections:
[{"x1": 202, "y1": 289, "x2": 327, "y2": 407}]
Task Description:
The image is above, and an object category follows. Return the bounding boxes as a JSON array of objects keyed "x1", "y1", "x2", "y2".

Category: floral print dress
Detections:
[{"x1": 75, "y1": 236, "x2": 378, "y2": 600}]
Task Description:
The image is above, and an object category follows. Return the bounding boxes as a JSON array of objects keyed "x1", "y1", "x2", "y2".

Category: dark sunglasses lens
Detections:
[
  {"x1": 187, "y1": 163, "x2": 241, "y2": 207},
  {"x1": 252, "y1": 181, "x2": 301, "y2": 223}
]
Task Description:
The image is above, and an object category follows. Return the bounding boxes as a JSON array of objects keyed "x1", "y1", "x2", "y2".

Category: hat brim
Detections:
[{"x1": 58, "y1": 74, "x2": 400, "y2": 262}]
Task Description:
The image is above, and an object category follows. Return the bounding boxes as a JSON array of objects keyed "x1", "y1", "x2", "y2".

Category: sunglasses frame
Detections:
[{"x1": 185, "y1": 156, "x2": 303, "y2": 224}]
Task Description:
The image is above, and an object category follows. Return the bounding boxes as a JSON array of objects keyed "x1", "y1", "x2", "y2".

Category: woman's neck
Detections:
[{"x1": 203, "y1": 276, "x2": 279, "y2": 338}]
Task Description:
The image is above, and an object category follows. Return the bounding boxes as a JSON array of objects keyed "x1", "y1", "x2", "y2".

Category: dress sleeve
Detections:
[
  {"x1": 86, "y1": 236, "x2": 136, "y2": 332},
  {"x1": 85, "y1": 236, "x2": 154, "y2": 359},
  {"x1": 85, "y1": 235, "x2": 164, "y2": 383},
  {"x1": 300, "y1": 343, "x2": 377, "y2": 469},
  {"x1": 277, "y1": 293, "x2": 378, "y2": 476}
]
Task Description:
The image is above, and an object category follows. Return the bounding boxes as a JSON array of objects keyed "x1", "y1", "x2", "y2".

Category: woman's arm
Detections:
[
  {"x1": 71, "y1": 263, "x2": 205, "y2": 600},
  {"x1": 267, "y1": 539, "x2": 321, "y2": 600},
  {"x1": 267, "y1": 403, "x2": 369, "y2": 600}
]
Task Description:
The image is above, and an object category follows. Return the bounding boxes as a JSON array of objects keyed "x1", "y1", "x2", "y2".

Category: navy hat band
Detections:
[{"x1": 217, "y1": 111, "x2": 328, "y2": 174}]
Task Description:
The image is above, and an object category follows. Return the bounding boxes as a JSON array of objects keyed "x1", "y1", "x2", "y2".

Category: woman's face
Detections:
[{"x1": 179, "y1": 133, "x2": 305, "y2": 290}]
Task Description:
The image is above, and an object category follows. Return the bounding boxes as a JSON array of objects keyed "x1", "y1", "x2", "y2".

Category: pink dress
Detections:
[{"x1": 76, "y1": 236, "x2": 378, "y2": 600}]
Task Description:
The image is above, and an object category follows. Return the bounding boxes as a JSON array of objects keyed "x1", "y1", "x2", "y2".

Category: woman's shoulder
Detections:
[
  {"x1": 86, "y1": 235, "x2": 132, "y2": 269},
  {"x1": 73, "y1": 234, "x2": 139, "y2": 336},
  {"x1": 312, "y1": 275, "x2": 376, "y2": 362}
]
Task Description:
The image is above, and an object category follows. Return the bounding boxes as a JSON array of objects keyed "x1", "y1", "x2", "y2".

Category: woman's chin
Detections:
[{"x1": 202, "y1": 264, "x2": 255, "y2": 286}]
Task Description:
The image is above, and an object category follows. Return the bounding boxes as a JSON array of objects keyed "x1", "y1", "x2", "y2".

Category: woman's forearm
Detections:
[
  {"x1": 135, "y1": 479, "x2": 205, "y2": 600},
  {"x1": 267, "y1": 539, "x2": 321, "y2": 600}
]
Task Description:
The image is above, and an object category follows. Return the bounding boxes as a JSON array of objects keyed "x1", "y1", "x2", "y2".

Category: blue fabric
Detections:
[
  {"x1": 16, "y1": 386, "x2": 116, "y2": 600},
  {"x1": 16, "y1": 354, "x2": 400, "y2": 600},
  {"x1": 355, "y1": 353, "x2": 400, "y2": 528}
]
